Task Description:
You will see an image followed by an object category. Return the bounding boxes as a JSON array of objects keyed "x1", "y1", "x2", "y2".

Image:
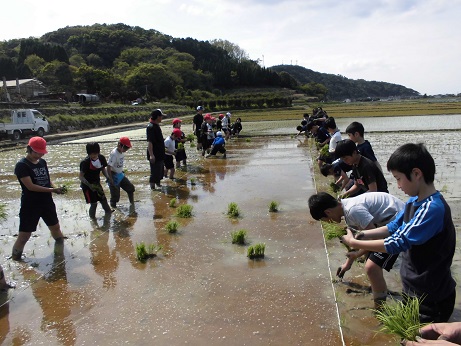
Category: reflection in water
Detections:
[
  {"x1": 90, "y1": 215, "x2": 118, "y2": 289},
  {"x1": 0, "y1": 301, "x2": 9, "y2": 345},
  {"x1": 21, "y1": 242, "x2": 77, "y2": 345}
]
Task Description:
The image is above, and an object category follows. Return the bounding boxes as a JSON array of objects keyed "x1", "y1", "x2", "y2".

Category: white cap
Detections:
[
  {"x1": 216, "y1": 131, "x2": 223, "y2": 137},
  {"x1": 197, "y1": 106, "x2": 204, "y2": 111},
  {"x1": 226, "y1": 112, "x2": 231, "y2": 117}
]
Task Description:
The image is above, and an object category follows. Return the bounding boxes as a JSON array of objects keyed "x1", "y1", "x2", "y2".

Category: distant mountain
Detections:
[{"x1": 269, "y1": 65, "x2": 419, "y2": 100}]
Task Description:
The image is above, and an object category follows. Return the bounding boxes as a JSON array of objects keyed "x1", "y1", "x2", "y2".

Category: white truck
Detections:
[{"x1": 0, "y1": 109, "x2": 49, "y2": 140}]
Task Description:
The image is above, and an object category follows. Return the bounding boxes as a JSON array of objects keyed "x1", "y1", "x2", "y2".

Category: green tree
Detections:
[
  {"x1": 24, "y1": 54, "x2": 46, "y2": 76},
  {"x1": 125, "y1": 63, "x2": 182, "y2": 99}
]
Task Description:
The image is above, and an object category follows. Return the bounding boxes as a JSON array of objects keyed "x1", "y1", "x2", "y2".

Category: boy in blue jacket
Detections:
[
  {"x1": 341, "y1": 143, "x2": 456, "y2": 323},
  {"x1": 206, "y1": 131, "x2": 226, "y2": 158}
]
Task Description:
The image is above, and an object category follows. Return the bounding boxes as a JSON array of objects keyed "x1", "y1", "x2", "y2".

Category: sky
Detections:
[{"x1": 2, "y1": 0, "x2": 460, "y2": 95}]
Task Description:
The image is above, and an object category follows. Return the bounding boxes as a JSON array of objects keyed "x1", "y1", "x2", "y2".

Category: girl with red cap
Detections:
[{"x1": 12, "y1": 137, "x2": 66, "y2": 261}]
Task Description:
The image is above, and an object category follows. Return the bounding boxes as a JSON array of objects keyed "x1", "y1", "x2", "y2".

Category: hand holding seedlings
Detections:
[
  {"x1": 340, "y1": 228, "x2": 355, "y2": 249},
  {"x1": 403, "y1": 322, "x2": 461, "y2": 345}
]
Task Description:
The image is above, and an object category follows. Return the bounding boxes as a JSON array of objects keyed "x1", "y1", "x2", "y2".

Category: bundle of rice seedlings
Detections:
[
  {"x1": 176, "y1": 204, "x2": 193, "y2": 218},
  {"x1": 227, "y1": 202, "x2": 240, "y2": 218},
  {"x1": 268, "y1": 201, "x2": 279, "y2": 212},
  {"x1": 231, "y1": 229, "x2": 247, "y2": 244},
  {"x1": 247, "y1": 243, "x2": 265, "y2": 259},
  {"x1": 329, "y1": 182, "x2": 341, "y2": 194},
  {"x1": 166, "y1": 220, "x2": 180, "y2": 233},
  {"x1": 321, "y1": 222, "x2": 351, "y2": 251},
  {"x1": 375, "y1": 295, "x2": 426, "y2": 342},
  {"x1": 169, "y1": 198, "x2": 177, "y2": 208},
  {"x1": 319, "y1": 144, "x2": 330, "y2": 158}
]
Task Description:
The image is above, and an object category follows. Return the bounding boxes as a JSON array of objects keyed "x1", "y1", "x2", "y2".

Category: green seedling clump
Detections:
[
  {"x1": 247, "y1": 243, "x2": 265, "y2": 259},
  {"x1": 329, "y1": 182, "x2": 341, "y2": 194},
  {"x1": 321, "y1": 222, "x2": 352, "y2": 251},
  {"x1": 227, "y1": 202, "x2": 240, "y2": 218},
  {"x1": 176, "y1": 204, "x2": 193, "y2": 218},
  {"x1": 186, "y1": 134, "x2": 195, "y2": 142},
  {"x1": 268, "y1": 201, "x2": 279, "y2": 212},
  {"x1": 166, "y1": 220, "x2": 180, "y2": 233},
  {"x1": 319, "y1": 144, "x2": 330, "y2": 158},
  {"x1": 231, "y1": 229, "x2": 247, "y2": 244},
  {"x1": 190, "y1": 177, "x2": 196, "y2": 185},
  {"x1": 0, "y1": 203, "x2": 7, "y2": 220},
  {"x1": 135, "y1": 242, "x2": 162, "y2": 262},
  {"x1": 375, "y1": 295, "x2": 427, "y2": 342},
  {"x1": 169, "y1": 198, "x2": 177, "y2": 208}
]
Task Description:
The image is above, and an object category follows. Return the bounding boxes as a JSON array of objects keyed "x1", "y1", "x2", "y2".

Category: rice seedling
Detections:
[
  {"x1": 319, "y1": 144, "x2": 330, "y2": 158},
  {"x1": 190, "y1": 142, "x2": 196, "y2": 148},
  {"x1": 375, "y1": 295, "x2": 427, "y2": 342},
  {"x1": 176, "y1": 204, "x2": 193, "y2": 218},
  {"x1": 186, "y1": 133, "x2": 195, "y2": 142},
  {"x1": 135, "y1": 242, "x2": 162, "y2": 262},
  {"x1": 321, "y1": 222, "x2": 347, "y2": 241},
  {"x1": 247, "y1": 243, "x2": 265, "y2": 259},
  {"x1": 245, "y1": 138, "x2": 251, "y2": 142},
  {"x1": 227, "y1": 202, "x2": 240, "y2": 218},
  {"x1": 169, "y1": 198, "x2": 177, "y2": 208},
  {"x1": 166, "y1": 220, "x2": 180, "y2": 233},
  {"x1": 231, "y1": 229, "x2": 247, "y2": 244},
  {"x1": 321, "y1": 222, "x2": 352, "y2": 251},
  {"x1": 268, "y1": 201, "x2": 279, "y2": 212},
  {"x1": 177, "y1": 143, "x2": 185, "y2": 150},
  {"x1": 0, "y1": 203, "x2": 7, "y2": 220},
  {"x1": 329, "y1": 182, "x2": 341, "y2": 194},
  {"x1": 59, "y1": 184, "x2": 69, "y2": 194},
  {"x1": 190, "y1": 177, "x2": 196, "y2": 185}
]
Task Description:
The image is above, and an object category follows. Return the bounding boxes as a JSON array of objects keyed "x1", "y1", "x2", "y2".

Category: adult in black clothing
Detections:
[
  {"x1": 193, "y1": 106, "x2": 204, "y2": 150},
  {"x1": 147, "y1": 109, "x2": 166, "y2": 190}
]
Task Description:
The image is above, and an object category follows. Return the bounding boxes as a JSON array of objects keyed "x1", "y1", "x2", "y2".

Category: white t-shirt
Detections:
[
  {"x1": 107, "y1": 148, "x2": 125, "y2": 173},
  {"x1": 329, "y1": 129, "x2": 342, "y2": 153},
  {"x1": 222, "y1": 116, "x2": 229, "y2": 129},
  {"x1": 341, "y1": 192, "x2": 405, "y2": 230},
  {"x1": 164, "y1": 136, "x2": 176, "y2": 156}
]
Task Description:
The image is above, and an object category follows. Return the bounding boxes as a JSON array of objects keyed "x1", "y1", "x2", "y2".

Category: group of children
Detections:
[
  {"x1": 306, "y1": 114, "x2": 457, "y2": 325},
  {"x1": 4, "y1": 108, "x2": 458, "y2": 335},
  {"x1": 192, "y1": 106, "x2": 242, "y2": 158}
]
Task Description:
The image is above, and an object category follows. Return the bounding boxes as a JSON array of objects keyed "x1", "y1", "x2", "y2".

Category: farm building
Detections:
[{"x1": 1, "y1": 78, "x2": 48, "y2": 100}]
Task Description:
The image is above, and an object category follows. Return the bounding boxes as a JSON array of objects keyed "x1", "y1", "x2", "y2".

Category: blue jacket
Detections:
[{"x1": 212, "y1": 137, "x2": 225, "y2": 146}]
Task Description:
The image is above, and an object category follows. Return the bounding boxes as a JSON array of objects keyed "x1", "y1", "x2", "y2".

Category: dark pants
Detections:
[
  {"x1": 109, "y1": 176, "x2": 135, "y2": 206},
  {"x1": 210, "y1": 144, "x2": 226, "y2": 155},
  {"x1": 149, "y1": 159, "x2": 164, "y2": 185}
]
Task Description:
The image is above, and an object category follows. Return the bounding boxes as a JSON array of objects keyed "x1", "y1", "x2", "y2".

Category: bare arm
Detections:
[
  {"x1": 20, "y1": 176, "x2": 62, "y2": 194},
  {"x1": 341, "y1": 229, "x2": 387, "y2": 252}
]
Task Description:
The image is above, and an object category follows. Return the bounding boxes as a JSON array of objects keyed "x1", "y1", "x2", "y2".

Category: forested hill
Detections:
[
  {"x1": 270, "y1": 65, "x2": 419, "y2": 100},
  {"x1": 0, "y1": 23, "x2": 419, "y2": 102}
]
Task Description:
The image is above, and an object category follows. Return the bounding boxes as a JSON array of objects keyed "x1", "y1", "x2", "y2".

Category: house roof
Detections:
[{"x1": 3, "y1": 79, "x2": 45, "y2": 87}]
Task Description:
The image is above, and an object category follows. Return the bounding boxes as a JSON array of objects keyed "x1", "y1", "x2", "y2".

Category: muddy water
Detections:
[
  {"x1": 0, "y1": 133, "x2": 342, "y2": 345},
  {"x1": 0, "y1": 119, "x2": 460, "y2": 345}
]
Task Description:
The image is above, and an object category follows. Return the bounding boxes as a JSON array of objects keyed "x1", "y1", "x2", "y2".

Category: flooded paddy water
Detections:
[{"x1": 0, "y1": 114, "x2": 460, "y2": 345}]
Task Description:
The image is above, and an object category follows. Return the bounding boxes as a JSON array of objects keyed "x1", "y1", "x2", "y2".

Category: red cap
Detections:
[
  {"x1": 219, "y1": 114, "x2": 224, "y2": 119},
  {"x1": 172, "y1": 118, "x2": 182, "y2": 125},
  {"x1": 119, "y1": 136, "x2": 132, "y2": 148},
  {"x1": 28, "y1": 136, "x2": 48, "y2": 154},
  {"x1": 172, "y1": 128, "x2": 182, "y2": 137}
]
